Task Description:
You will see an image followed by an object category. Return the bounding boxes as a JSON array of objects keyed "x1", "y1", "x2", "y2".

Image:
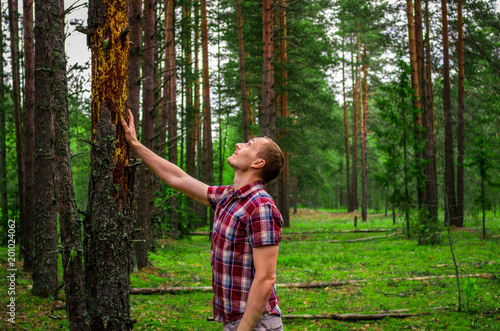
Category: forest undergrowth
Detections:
[{"x1": 1, "y1": 209, "x2": 499, "y2": 330}]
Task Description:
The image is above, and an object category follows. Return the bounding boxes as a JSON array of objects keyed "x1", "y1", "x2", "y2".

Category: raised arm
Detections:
[{"x1": 121, "y1": 109, "x2": 210, "y2": 207}]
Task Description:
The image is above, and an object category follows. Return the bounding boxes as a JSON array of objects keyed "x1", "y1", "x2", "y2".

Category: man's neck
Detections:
[{"x1": 233, "y1": 171, "x2": 263, "y2": 191}]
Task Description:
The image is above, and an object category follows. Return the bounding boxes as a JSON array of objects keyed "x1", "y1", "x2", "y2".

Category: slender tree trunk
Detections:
[
  {"x1": 350, "y1": 43, "x2": 358, "y2": 210},
  {"x1": 201, "y1": 0, "x2": 214, "y2": 216},
  {"x1": 128, "y1": 0, "x2": 142, "y2": 127},
  {"x1": 32, "y1": 0, "x2": 59, "y2": 298},
  {"x1": 481, "y1": 174, "x2": 485, "y2": 239},
  {"x1": 423, "y1": 0, "x2": 438, "y2": 231},
  {"x1": 128, "y1": 0, "x2": 142, "y2": 271},
  {"x1": 51, "y1": 1, "x2": 88, "y2": 326},
  {"x1": 164, "y1": 0, "x2": 179, "y2": 240},
  {"x1": 278, "y1": 0, "x2": 290, "y2": 227},
  {"x1": 292, "y1": 174, "x2": 297, "y2": 215},
  {"x1": 236, "y1": 0, "x2": 249, "y2": 142},
  {"x1": 456, "y1": 0, "x2": 465, "y2": 227},
  {"x1": 22, "y1": 0, "x2": 35, "y2": 272},
  {"x1": 8, "y1": 0, "x2": 26, "y2": 268},
  {"x1": 407, "y1": 0, "x2": 424, "y2": 214},
  {"x1": 0, "y1": 13, "x2": 7, "y2": 241},
  {"x1": 86, "y1": 0, "x2": 134, "y2": 329},
  {"x1": 442, "y1": 0, "x2": 457, "y2": 225},
  {"x1": 361, "y1": 46, "x2": 368, "y2": 222},
  {"x1": 342, "y1": 39, "x2": 351, "y2": 213},
  {"x1": 414, "y1": 0, "x2": 425, "y2": 208},
  {"x1": 261, "y1": 0, "x2": 275, "y2": 139},
  {"x1": 351, "y1": 79, "x2": 359, "y2": 211},
  {"x1": 184, "y1": 1, "x2": 195, "y2": 178},
  {"x1": 135, "y1": 0, "x2": 156, "y2": 270}
]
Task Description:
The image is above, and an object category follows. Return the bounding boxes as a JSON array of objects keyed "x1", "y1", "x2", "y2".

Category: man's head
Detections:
[{"x1": 227, "y1": 136, "x2": 284, "y2": 183}]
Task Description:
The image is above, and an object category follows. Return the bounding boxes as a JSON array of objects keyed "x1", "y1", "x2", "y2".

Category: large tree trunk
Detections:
[
  {"x1": 456, "y1": 0, "x2": 465, "y2": 227},
  {"x1": 51, "y1": 1, "x2": 88, "y2": 327},
  {"x1": 236, "y1": 0, "x2": 249, "y2": 142},
  {"x1": 0, "y1": 13, "x2": 7, "y2": 241},
  {"x1": 202, "y1": 0, "x2": 214, "y2": 188},
  {"x1": 423, "y1": 0, "x2": 438, "y2": 226},
  {"x1": 164, "y1": 0, "x2": 179, "y2": 239},
  {"x1": 342, "y1": 39, "x2": 351, "y2": 213},
  {"x1": 441, "y1": 0, "x2": 457, "y2": 225},
  {"x1": 22, "y1": 0, "x2": 35, "y2": 272},
  {"x1": 86, "y1": 0, "x2": 134, "y2": 329},
  {"x1": 8, "y1": 0, "x2": 26, "y2": 269},
  {"x1": 32, "y1": 0, "x2": 59, "y2": 298}
]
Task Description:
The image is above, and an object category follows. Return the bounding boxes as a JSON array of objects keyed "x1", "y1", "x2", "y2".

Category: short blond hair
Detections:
[{"x1": 257, "y1": 136, "x2": 284, "y2": 183}]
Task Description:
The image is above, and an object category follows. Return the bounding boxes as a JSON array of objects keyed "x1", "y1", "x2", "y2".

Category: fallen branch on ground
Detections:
[
  {"x1": 297, "y1": 232, "x2": 402, "y2": 243},
  {"x1": 190, "y1": 229, "x2": 400, "y2": 236},
  {"x1": 281, "y1": 312, "x2": 430, "y2": 320},
  {"x1": 130, "y1": 274, "x2": 495, "y2": 295}
]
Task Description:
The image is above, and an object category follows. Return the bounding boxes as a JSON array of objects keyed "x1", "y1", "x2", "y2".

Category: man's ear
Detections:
[{"x1": 251, "y1": 159, "x2": 266, "y2": 169}]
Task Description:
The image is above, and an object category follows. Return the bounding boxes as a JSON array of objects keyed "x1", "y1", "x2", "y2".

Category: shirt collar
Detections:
[{"x1": 233, "y1": 180, "x2": 265, "y2": 198}]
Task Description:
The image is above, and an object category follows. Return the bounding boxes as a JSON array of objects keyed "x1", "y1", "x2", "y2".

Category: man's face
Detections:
[{"x1": 227, "y1": 138, "x2": 267, "y2": 171}]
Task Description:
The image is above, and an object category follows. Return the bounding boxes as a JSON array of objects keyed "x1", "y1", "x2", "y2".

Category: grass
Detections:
[{"x1": 1, "y1": 209, "x2": 499, "y2": 330}]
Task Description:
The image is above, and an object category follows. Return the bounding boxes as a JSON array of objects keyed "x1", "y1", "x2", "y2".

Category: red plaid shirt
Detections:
[{"x1": 207, "y1": 181, "x2": 283, "y2": 322}]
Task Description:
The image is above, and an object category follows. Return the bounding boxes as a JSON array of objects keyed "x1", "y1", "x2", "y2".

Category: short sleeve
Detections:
[
  {"x1": 247, "y1": 200, "x2": 283, "y2": 247},
  {"x1": 207, "y1": 185, "x2": 232, "y2": 210}
]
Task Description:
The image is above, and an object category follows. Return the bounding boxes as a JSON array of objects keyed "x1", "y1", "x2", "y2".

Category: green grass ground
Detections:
[{"x1": 1, "y1": 209, "x2": 499, "y2": 330}]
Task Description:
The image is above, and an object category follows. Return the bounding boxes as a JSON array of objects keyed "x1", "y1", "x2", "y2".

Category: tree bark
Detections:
[
  {"x1": 22, "y1": 0, "x2": 35, "y2": 272},
  {"x1": 414, "y1": 0, "x2": 425, "y2": 208},
  {"x1": 236, "y1": 0, "x2": 249, "y2": 142},
  {"x1": 361, "y1": 46, "x2": 368, "y2": 222},
  {"x1": 184, "y1": 1, "x2": 195, "y2": 179},
  {"x1": 134, "y1": 0, "x2": 156, "y2": 270},
  {"x1": 128, "y1": 0, "x2": 142, "y2": 127},
  {"x1": 441, "y1": 0, "x2": 457, "y2": 225},
  {"x1": 51, "y1": 1, "x2": 88, "y2": 326},
  {"x1": 8, "y1": 0, "x2": 26, "y2": 269},
  {"x1": 86, "y1": 0, "x2": 134, "y2": 329},
  {"x1": 456, "y1": 0, "x2": 465, "y2": 227},
  {"x1": 164, "y1": 0, "x2": 179, "y2": 238},
  {"x1": 351, "y1": 79, "x2": 359, "y2": 211},
  {"x1": 342, "y1": 39, "x2": 351, "y2": 213},
  {"x1": 0, "y1": 12, "x2": 7, "y2": 241},
  {"x1": 261, "y1": 0, "x2": 275, "y2": 139},
  {"x1": 32, "y1": 0, "x2": 59, "y2": 299},
  {"x1": 202, "y1": 0, "x2": 214, "y2": 187},
  {"x1": 422, "y1": 0, "x2": 438, "y2": 232}
]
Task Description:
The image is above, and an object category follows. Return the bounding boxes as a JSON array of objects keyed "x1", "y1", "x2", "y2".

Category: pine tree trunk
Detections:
[
  {"x1": 292, "y1": 175, "x2": 298, "y2": 215},
  {"x1": 441, "y1": 0, "x2": 457, "y2": 225},
  {"x1": 351, "y1": 78, "x2": 359, "y2": 211},
  {"x1": 164, "y1": 0, "x2": 179, "y2": 240},
  {"x1": 413, "y1": 0, "x2": 425, "y2": 208},
  {"x1": 456, "y1": 0, "x2": 465, "y2": 227},
  {"x1": 361, "y1": 46, "x2": 368, "y2": 222},
  {"x1": 0, "y1": 13, "x2": 7, "y2": 240},
  {"x1": 278, "y1": 0, "x2": 290, "y2": 227},
  {"x1": 236, "y1": 0, "x2": 249, "y2": 142},
  {"x1": 51, "y1": 1, "x2": 88, "y2": 326},
  {"x1": 8, "y1": 0, "x2": 26, "y2": 269},
  {"x1": 135, "y1": 0, "x2": 156, "y2": 270},
  {"x1": 342, "y1": 39, "x2": 351, "y2": 213},
  {"x1": 422, "y1": 0, "x2": 438, "y2": 232},
  {"x1": 86, "y1": 0, "x2": 134, "y2": 328},
  {"x1": 22, "y1": 0, "x2": 35, "y2": 272},
  {"x1": 184, "y1": 1, "x2": 195, "y2": 178},
  {"x1": 202, "y1": 0, "x2": 214, "y2": 187},
  {"x1": 32, "y1": 0, "x2": 59, "y2": 299},
  {"x1": 128, "y1": 0, "x2": 142, "y2": 127},
  {"x1": 261, "y1": 0, "x2": 275, "y2": 139},
  {"x1": 423, "y1": 0, "x2": 438, "y2": 226}
]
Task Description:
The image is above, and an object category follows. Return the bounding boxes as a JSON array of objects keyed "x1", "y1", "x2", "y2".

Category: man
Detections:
[{"x1": 121, "y1": 110, "x2": 284, "y2": 331}]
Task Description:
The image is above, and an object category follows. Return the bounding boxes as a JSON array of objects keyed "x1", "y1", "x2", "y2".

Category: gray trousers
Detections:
[{"x1": 222, "y1": 313, "x2": 283, "y2": 331}]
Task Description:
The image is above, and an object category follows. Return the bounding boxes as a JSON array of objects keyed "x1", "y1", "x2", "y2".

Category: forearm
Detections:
[
  {"x1": 129, "y1": 139, "x2": 185, "y2": 188},
  {"x1": 128, "y1": 138, "x2": 210, "y2": 206},
  {"x1": 237, "y1": 275, "x2": 276, "y2": 331}
]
